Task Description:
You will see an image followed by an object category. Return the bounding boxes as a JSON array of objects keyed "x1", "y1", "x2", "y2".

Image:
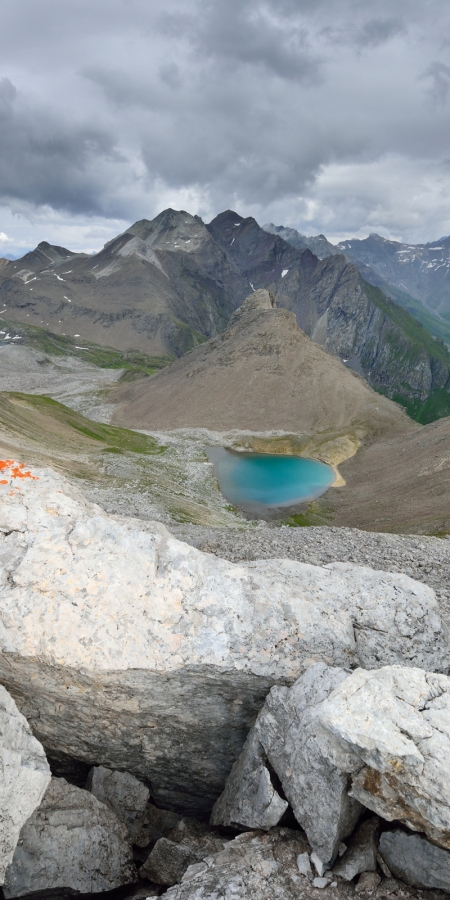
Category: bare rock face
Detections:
[
  {"x1": 316, "y1": 666, "x2": 450, "y2": 851},
  {"x1": 211, "y1": 663, "x2": 363, "y2": 865},
  {"x1": 163, "y1": 828, "x2": 310, "y2": 899},
  {"x1": 87, "y1": 765, "x2": 150, "y2": 841},
  {"x1": 1, "y1": 464, "x2": 448, "y2": 815},
  {"x1": 3, "y1": 777, "x2": 137, "y2": 898},
  {"x1": 0, "y1": 685, "x2": 50, "y2": 885},
  {"x1": 379, "y1": 830, "x2": 450, "y2": 891}
]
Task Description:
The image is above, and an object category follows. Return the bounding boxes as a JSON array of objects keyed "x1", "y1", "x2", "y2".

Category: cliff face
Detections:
[{"x1": 209, "y1": 212, "x2": 450, "y2": 420}]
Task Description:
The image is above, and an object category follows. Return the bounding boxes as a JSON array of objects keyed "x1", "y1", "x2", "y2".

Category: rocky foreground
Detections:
[{"x1": 2, "y1": 459, "x2": 450, "y2": 899}]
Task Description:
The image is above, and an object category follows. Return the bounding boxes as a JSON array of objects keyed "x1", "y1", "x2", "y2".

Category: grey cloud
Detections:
[
  {"x1": 159, "y1": 63, "x2": 182, "y2": 89},
  {"x1": 0, "y1": 76, "x2": 126, "y2": 216},
  {"x1": 0, "y1": 0, "x2": 449, "y2": 245},
  {"x1": 188, "y1": 0, "x2": 323, "y2": 82},
  {"x1": 421, "y1": 61, "x2": 450, "y2": 103},
  {"x1": 355, "y1": 18, "x2": 405, "y2": 48}
]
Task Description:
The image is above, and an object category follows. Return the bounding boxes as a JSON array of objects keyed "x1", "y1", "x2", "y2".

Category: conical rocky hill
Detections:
[{"x1": 112, "y1": 289, "x2": 414, "y2": 438}]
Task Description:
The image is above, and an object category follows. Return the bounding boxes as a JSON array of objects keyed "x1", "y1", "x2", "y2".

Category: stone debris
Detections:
[
  {"x1": 316, "y1": 666, "x2": 450, "y2": 850},
  {"x1": 140, "y1": 837, "x2": 200, "y2": 886},
  {"x1": 2, "y1": 777, "x2": 137, "y2": 898},
  {"x1": 379, "y1": 829, "x2": 450, "y2": 892},
  {"x1": 314, "y1": 876, "x2": 331, "y2": 888},
  {"x1": 163, "y1": 828, "x2": 310, "y2": 900},
  {"x1": 87, "y1": 764, "x2": 150, "y2": 841},
  {"x1": 211, "y1": 663, "x2": 363, "y2": 865},
  {"x1": 0, "y1": 684, "x2": 50, "y2": 884},
  {"x1": 333, "y1": 818, "x2": 380, "y2": 881},
  {"x1": 141, "y1": 817, "x2": 228, "y2": 886},
  {"x1": 355, "y1": 872, "x2": 381, "y2": 894},
  {"x1": 2, "y1": 465, "x2": 448, "y2": 816},
  {"x1": 297, "y1": 851, "x2": 313, "y2": 878}
]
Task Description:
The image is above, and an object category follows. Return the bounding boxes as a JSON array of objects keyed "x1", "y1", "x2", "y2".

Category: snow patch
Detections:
[{"x1": 281, "y1": 269, "x2": 289, "y2": 277}]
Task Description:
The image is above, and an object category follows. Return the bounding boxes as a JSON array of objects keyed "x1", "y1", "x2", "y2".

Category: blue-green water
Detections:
[{"x1": 208, "y1": 449, "x2": 335, "y2": 511}]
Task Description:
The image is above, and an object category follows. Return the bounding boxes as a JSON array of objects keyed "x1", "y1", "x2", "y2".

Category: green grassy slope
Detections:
[
  {"x1": 0, "y1": 319, "x2": 171, "y2": 375},
  {"x1": 384, "y1": 283, "x2": 450, "y2": 349}
]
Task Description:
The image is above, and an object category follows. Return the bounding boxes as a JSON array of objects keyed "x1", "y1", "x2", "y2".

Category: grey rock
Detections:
[
  {"x1": 164, "y1": 828, "x2": 310, "y2": 900},
  {"x1": 355, "y1": 872, "x2": 381, "y2": 894},
  {"x1": 87, "y1": 765, "x2": 150, "y2": 841},
  {"x1": 140, "y1": 837, "x2": 199, "y2": 886},
  {"x1": 333, "y1": 818, "x2": 379, "y2": 881},
  {"x1": 316, "y1": 665, "x2": 450, "y2": 851},
  {"x1": 135, "y1": 802, "x2": 183, "y2": 847},
  {"x1": 297, "y1": 852, "x2": 313, "y2": 878},
  {"x1": 3, "y1": 777, "x2": 137, "y2": 898},
  {"x1": 0, "y1": 684, "x2": 50, "y2": 884},
  {"x1": 314, "y1": 876, "x2": 331, "y2": 888},
  {"x1": 212, "y1": 664, "x2": 363, "y2": 865},
  {"x1": 311, "y1": 851, "x2": 328, "y2": 877},
  {"x1": 140, "y1": 824, "x2": 227, "y2": 886},
  {"x1": 379, "y1": 829, "x2": 450, "y2": 892},
  {"x1": 2, "y1": 468, "x2": 447, "y2": 817}
]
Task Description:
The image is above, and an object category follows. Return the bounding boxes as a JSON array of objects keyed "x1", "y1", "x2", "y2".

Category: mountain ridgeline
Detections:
[{"x1": 1, "y1": 208, "x2": 450, "y2": 423}]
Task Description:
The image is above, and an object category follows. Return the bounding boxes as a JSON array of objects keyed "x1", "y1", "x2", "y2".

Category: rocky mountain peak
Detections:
[
  {"x1": 232, "y1": 289, "x2": 277, "y2": 319},
  {"x1": 122, "y1": 208, "x2": 210, "y2": 254}
]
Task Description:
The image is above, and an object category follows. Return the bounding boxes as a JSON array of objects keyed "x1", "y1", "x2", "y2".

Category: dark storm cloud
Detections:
[
  {"x1": 0, "y1": 0, "x2": 449, "y2": 247},
  {"x1": 0, "y1": 74, "x2": 124, "y2": 216}
]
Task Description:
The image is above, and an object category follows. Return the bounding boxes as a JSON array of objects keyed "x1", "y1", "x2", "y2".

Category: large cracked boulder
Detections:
[
  {"x1": 211, "y1": 663, "x2": 363, "y2": 864},
  {"x1": 316, "y1": 665, "x2": 450, "y2": 851},
  {"x1": 0, "y1": 684, "x2": 50, "y2": 884},
  {"x1": 3, "y1": 777, "x2": 137, "y2": 898},
  {"x1": 213, "y1": 663, "x2": 450, "y2": 866},
  {"x1": 0, "y1": 463, "x2": 448, "y2": 815}
]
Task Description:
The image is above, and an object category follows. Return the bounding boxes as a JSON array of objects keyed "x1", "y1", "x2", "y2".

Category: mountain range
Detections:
[
  {"x1": 2, "y1": 208, "x2": 450, "y2": 422},
  {"x1": 264, "y1": 223, "x2": 450, "y2": 349}
]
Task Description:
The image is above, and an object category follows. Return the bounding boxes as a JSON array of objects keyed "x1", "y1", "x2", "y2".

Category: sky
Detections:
[{"x1": 1, "y1": 0, "x2": 450, "y2": 256}]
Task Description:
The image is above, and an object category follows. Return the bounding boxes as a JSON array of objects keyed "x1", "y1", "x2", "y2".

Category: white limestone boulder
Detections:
[
  {"x1": 0, "y1": 462, "x2": 448, "y2": 815},
  {"x1": 316, "y1": 665, "x2": 450, "y2": 851},
  {"x1": 3, "y1": 777, "x2": 137, "y2": 898},
  {"x1": 211, "y1": 663, "x2": 363, "y2": 864},
  {"x1": 0, "y1": 685, "x2": 50, "y2": 884}
]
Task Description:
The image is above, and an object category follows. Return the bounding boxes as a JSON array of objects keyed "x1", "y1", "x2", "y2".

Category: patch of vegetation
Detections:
[
  {"x1": 5, "y1": 393, "x2": 167, "y2": 455},
  {"x1": 0, "y1": 319, "x2": 171, "y2": 375},
  {"x1": 169, "y1": 318, "x2": 207, "y2": 356},
  {"x1": 362, "y1": 281, "x2": 450, "y2": 366},
  {"x1": 281, "y1": 499, "x2": 335, "y2": 527},
  {"x1": 385, "y1": 284, "x2": 450, "y2": 349},
  {"x1": 392, "y1": 388, "x2": 450, "y2": 425}
]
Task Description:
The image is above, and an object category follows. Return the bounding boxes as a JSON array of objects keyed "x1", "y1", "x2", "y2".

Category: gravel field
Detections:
[{"x1": 173, "y1": 523, "x2": 450, "y2": 626}]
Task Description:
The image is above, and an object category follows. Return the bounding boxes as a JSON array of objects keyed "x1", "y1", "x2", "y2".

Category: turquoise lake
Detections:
[{"x1": 208, "y1": 449, "x2": 335, "y2": 512}]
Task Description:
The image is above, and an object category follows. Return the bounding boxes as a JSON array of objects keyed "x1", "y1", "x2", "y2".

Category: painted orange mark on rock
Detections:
[
  {"x1": 0, "y1": 479, "x2": 7, "y2": 485},
  {"x1": 0, "y1": 460, "x2": 39, "y2": 480}
]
